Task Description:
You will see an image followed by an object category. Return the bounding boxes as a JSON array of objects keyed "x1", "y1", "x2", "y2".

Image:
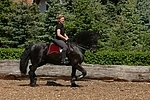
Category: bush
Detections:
[
  {"x1": 0, "y1": 48, "x2": 23, "y2": 60},
  {"x1": 84, "y1": 51, "x2": 150, "y2": 66},
  {"x1": 1, "y1": 48, "x2": 150, "y2": 66}
]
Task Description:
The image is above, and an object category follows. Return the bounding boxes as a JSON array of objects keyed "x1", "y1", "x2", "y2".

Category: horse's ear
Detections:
[
  {"x1": 92, "y1": 31, "x2": 99, "y2": 36},
  {"x1": 89, "y1": 31, "x2": 96, "y2": 36},
  {"x1": 93, "y1": 30, "x2": 98, "y2": 34}
]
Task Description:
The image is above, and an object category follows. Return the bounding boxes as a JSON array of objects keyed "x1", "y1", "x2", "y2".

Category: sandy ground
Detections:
[{"x1": 0, "y1": 79, "x2": 150, "y2": 100}]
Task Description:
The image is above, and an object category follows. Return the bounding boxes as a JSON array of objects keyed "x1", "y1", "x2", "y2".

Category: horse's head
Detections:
[{"x1": 72, "y1": 31, "x2": 98, "y2": 53}]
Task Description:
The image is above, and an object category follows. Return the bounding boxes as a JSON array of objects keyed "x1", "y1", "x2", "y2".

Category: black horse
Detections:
[{"x1": 20, "y1": 31, "x2": 98, "y2": 87}]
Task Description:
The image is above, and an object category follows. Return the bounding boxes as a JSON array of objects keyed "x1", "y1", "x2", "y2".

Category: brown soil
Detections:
[{"x1": 0, "y1": 79, "x2": 150, "y2": 100}]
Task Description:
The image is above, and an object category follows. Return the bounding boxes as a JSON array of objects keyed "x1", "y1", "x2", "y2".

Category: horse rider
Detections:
[{"x1": 54, "y1": 14, "x2": 69, "y2": 64}]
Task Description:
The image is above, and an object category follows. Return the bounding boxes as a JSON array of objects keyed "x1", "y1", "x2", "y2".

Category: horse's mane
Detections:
[{"x1": 71, "y1": 31, "x2": 97, "y2": 47}]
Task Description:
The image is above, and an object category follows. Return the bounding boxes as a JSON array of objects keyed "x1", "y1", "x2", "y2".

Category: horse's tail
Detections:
[{"x1": 20, "y1": 45, "x2": 32, "y2": 75}]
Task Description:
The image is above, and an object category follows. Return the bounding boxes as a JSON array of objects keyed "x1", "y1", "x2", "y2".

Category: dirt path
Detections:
[{"x1": 0, "y1": 79, "x2": 150, "y2": 100}]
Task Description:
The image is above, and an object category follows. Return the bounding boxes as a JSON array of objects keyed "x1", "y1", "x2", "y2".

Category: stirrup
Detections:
[
  {"x1": 61, "y1": 57, "x2": 69, "y2": 64},
  {"x1": 61, "y1": 61, "x2": 69, "y2": 64}
]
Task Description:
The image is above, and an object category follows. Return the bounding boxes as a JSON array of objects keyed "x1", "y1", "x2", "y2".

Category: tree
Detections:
[
  {"x1": 0, "y1": 0, "x2": 149, "y2": 52},
  {"x1": 100, "y1": 0, "x2": 150, "y2": 51},
  {"x1": 44, "y1": 0, "x2": 65, "y2": 39},
  {"x1": 1, "y1": 1, "x2": 45, "y2": 47},
  {"x1": 136, "y1": 0, "x2": 150, "y2": 33},
  {"x1": 64, "y1": 0, "x2": 106, "y2": 37},
  {"x1": 0, "y1": 0, "x2": 12, "y2": 47}
]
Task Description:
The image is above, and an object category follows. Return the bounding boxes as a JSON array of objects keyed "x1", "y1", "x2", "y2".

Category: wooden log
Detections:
[{"x1": 0, "y1": 60, "x2": 150, "y2": 82}]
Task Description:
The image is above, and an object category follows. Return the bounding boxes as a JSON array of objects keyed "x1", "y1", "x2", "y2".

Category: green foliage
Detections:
[
  {"x1": 0, "y1": 0, "x2": 12, "y2": 25},
  {"x1": 136, "y1": 0, "x2": 150, "y2": 33},
  {"x1": 64, "y1": 0, "x2": 106, "y2": 37},
  {"x1": 0, "y1": 48, "x2": 23, "y2": 60},
  {"x1": 84, "y1": 51, "x2": 150, "y2": 66},
  {"x1": 1, "y1": 48, "x2": 150, "y2": 66},
  {"x1": 98, "y1": 0, "x2": 150, "y2": 52},
  {"x1": 0, "y1": 0, "x2": 12, "y2": 47},
  {"x1": 0, "y1": 0, "x2": 150, "y2": 52},
  {"x1": 44, "y1": 0, "x2": 65, "y2": 39},
  {"x1": 0, "y1": 1, "x2": 46, "y2": 48}
]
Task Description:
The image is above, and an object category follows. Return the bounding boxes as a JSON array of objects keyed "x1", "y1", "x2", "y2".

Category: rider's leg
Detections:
[
  {"x1": 54, "y1": 39, "x2": 68, "y2": 64},
  {"x1": 61, "y1": 49, "x2": 67, "y2": 63}
]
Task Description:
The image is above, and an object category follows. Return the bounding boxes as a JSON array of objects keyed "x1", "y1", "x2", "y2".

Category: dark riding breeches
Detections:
[{"x1": 54, "y1": 39, "x2": 68, "y2": 51}]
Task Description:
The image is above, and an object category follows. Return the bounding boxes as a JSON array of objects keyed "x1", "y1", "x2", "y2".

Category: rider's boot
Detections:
[{"x1": 61, "y1": 50, "x2": 69, "y2": 64}]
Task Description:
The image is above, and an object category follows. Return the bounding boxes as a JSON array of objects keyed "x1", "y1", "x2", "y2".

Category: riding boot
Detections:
[{"x1": 61, "y1": 50, "x2": 69, "y2": 64}]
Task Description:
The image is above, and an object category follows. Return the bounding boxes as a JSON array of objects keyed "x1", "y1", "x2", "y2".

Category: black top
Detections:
[{"x1": 55, "y1": 23, "x2": 65, "y2": 40}]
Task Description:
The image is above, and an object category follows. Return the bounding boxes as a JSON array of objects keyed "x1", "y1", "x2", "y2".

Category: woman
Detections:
[{"x1": 54, "y1": 14, "x2": 69, "y2": 64}]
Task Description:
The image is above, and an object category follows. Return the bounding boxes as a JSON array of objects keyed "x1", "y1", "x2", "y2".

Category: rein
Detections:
[
  {"x1": 77, "y1": 44, "x2": 88, "y2": 50},
  {"x1": 66, "y1": 38, "x2": 91, "y2": 52},
  {"x1": 66, "y1": 41, "x2": 88, "y2": 52}
]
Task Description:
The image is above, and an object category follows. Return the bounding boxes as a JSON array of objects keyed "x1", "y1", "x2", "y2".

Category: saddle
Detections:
[
  {"x1": 47, "y1": 44, "x2": 61, "y2": 55},
  {"x1": 47, "y1": 39, "x2": 71, "y2": 55}
]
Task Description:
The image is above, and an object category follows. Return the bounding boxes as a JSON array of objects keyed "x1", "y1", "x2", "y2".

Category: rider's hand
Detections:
[{"x1": 65, "y1": 37, "x2": 69, "y2": 41}]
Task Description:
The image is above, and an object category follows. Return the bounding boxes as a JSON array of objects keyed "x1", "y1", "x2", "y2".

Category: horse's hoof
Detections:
[
  {"x1": 30, "y1": 84, "x2": 35, "y2": 87},
  {"x1": 30, "y1": 83, "x2": 37, "y2": 87},
  {"x1": 71, "y1": 83, "x2": 79, "y2": 87}
]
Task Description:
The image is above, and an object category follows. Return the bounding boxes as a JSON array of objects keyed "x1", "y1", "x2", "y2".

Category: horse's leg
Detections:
[
  {"x1": 71, "y1": 64, "x2": 87, "y2": 87},
  {"x1": 28, "y1": 65, "x2": 37, "y2": 87},
  {"x1": 76, "y1": 64, "x2": 87, "y2": 80},
  {"x1": 71, "y1": 66, "x2": 78, "y2": 87},
  {"x1": 28, "y1": 43, "x2": 47, "y2": 87}
]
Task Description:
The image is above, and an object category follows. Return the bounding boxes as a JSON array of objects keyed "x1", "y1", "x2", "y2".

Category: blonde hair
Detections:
[{"x1": 57, "y1": 14, "x2": 65, "y2": 20}]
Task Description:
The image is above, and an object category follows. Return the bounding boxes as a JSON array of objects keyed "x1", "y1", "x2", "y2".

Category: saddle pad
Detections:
[{"x1": 47, "y1": 44, "x2": 60, "y2": 55}]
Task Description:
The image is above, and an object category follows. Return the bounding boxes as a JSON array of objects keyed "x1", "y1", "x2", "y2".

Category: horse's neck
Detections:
[{"x1": 69, "y1": 42, "x2": 86, "y2": 55}]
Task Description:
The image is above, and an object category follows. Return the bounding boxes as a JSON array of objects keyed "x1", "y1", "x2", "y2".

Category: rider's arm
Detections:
[
  {"x1": 57, "y1": 29, "x2": 68, "y2": 41},
  {"x1": 64, "y1": 34, "x2": 69, "y2": 39}
]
